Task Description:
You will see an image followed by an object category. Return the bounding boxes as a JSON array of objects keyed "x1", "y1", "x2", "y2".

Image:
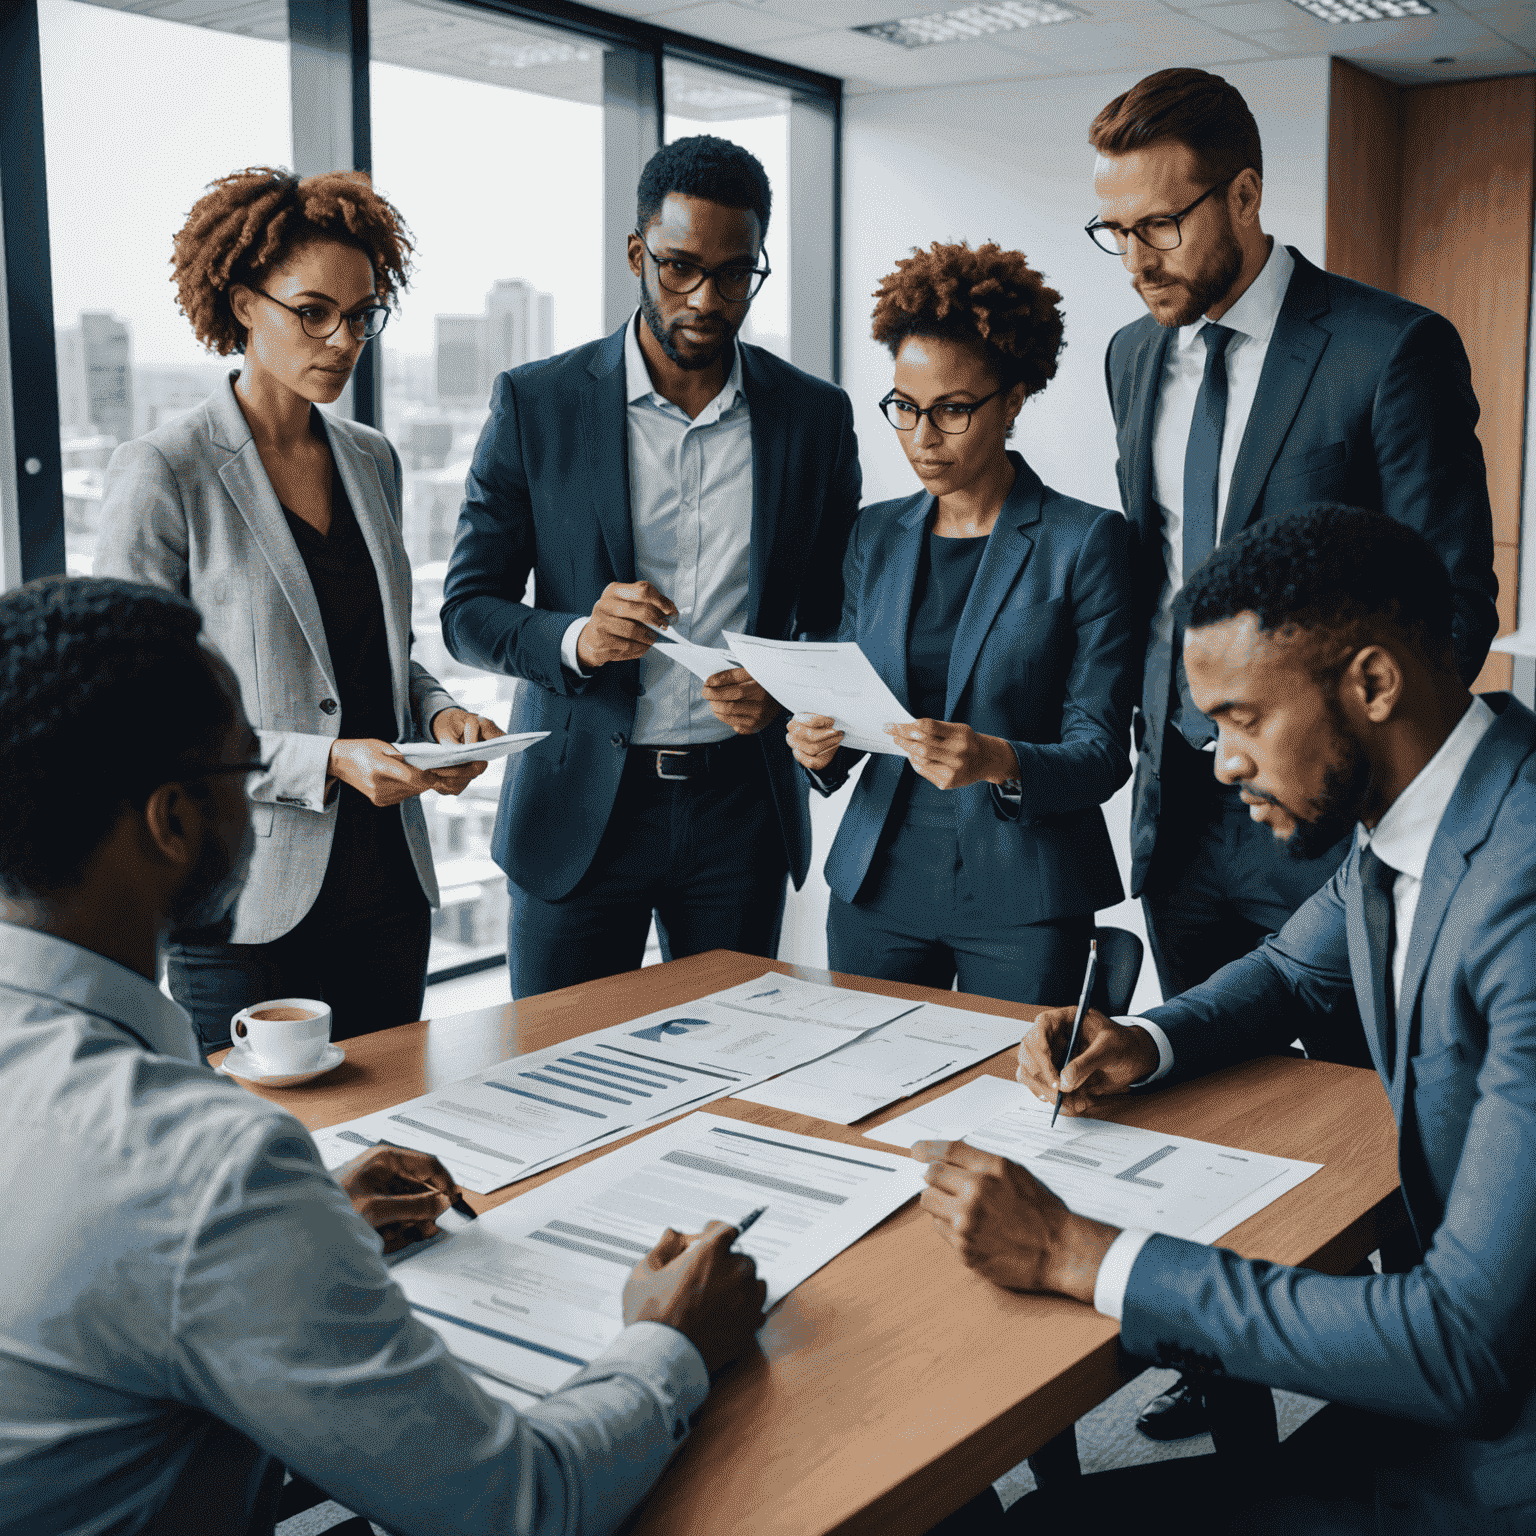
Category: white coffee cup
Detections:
[{"x1": 231, "y1": 998, "x2": 332, "y2": 1074}]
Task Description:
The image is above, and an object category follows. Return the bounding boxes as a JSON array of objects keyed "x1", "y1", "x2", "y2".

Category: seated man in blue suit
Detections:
[
  {"x1": 441, "y1": 136, "x2": 861, "y2": 996},
  {"x1": 917, "y1": 505, "x2": 1536, "y2": 1532}
]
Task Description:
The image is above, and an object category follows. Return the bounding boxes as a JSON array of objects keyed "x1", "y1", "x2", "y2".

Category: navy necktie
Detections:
[
  {"x1": 1170, "y1": 322, "x2": 1237, "y2": 749},
  {"x1": 1359, "y1": 845, "x2": 1399, "y2": 1071}
]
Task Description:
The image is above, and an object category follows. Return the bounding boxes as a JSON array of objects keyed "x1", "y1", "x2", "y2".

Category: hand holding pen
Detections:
[
  {"x1": 1015, "y1": 992, "x2": 1163, "y2": 1120},
  {"x1": 336, "y1": 1142, "x2": 475, "y2": 1254}
]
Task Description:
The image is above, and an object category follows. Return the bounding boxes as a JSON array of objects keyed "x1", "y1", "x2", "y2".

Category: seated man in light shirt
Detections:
[
  {"x1": 915, "y1": 506, "x2": 1536, "y2": 1532},
  {"x1": 0, "y1": 576, "x2": 766, "y2": 1536}
]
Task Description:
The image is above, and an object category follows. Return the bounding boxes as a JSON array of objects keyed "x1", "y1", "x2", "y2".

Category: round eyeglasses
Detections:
[
  {"x1": 1083, "y1": 177, "x2": 1235, "y2": 256},
  {"x1": 254, "y1": 288, "x2": 391, "y2": 341},
  {"x1": 633, "y1": 231, "x2": 771, "y2": 304},
  {"x1": 880, "y1": 388, "x2": 1004, "y2": 436}
]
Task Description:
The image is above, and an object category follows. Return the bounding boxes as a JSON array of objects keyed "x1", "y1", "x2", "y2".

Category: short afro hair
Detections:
[
  {"x1": 172, "y1": 167, "x2": 414, "y2": 355},
  {"x1": 0, "y1": 577, "x2": 236, "y2": 901},
  {"x1": 637, "y1": 135, "x2": 771, "y2": 242},
  {"x1": 871, "y1": 241, "x2": 1064, "y2": 398},
  {"x1": 1173, "y1": 505, "x2": 1456, "y2": 675}
]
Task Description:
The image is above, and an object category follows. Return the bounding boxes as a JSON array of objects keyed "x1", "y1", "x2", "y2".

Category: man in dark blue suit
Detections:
[
  {"x1": 920, "y1": 507, "x2": 1536, "y2": 1532},
  {"x1": 1092, "y1": 68, "x2": 1498, "y2": 1437},
  {"x1": 441, "y1": 137, "x2": 860, "y2": 996}
]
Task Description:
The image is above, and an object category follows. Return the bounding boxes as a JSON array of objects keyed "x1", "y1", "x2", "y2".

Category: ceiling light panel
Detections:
[
  {"x1": 1282, "y1": 0, "x2": 1434, "y2": 20},
  {"x1": 855, "y1": 1, "x2": 1087, "y2": 48}
]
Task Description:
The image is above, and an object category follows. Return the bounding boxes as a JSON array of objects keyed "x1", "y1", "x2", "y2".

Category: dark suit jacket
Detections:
[
  {"x1": 1107, "y1": 248, "x2": 1499, "y2": 894},
  {"x1": 1123, "y1": 695, "x2": 1536, "y2": 1528},
  {"x1": 814, "y1": 456, "x2": 1137, "y2": 926},
  {"x1": 440, "y1": 322, "x2": 861, "y2": 900}
]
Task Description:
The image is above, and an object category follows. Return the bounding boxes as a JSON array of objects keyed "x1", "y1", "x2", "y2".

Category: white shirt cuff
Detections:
[
  {"x1": 561, "y1": 615, "x2": 592, "y2": 679},
  {"x1": 1117, "y1": 1015, "x2": 1174, "y2": 1084},
  {"x1": 1093, "y1": 1229, "x2": 1154, "y2": 1321}
]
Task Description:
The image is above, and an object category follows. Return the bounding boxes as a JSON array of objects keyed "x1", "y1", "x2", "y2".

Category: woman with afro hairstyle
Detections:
[
  {"x1": 788, "y1": 240, "x2": 1139, "y2": 1009},
  {"x1": 97, "y1": 167, "x2": 502, "y2": 1055}
]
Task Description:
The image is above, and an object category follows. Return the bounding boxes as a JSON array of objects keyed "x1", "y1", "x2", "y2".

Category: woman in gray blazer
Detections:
[
  {"x1": 789, "y1": 242, "x2": 1137, "y2": 1006},
  {"x1": 98, "y1": 168, "x2": 500, "y2": 1053}
]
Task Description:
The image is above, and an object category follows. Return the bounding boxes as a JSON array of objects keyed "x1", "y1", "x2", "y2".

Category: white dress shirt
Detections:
[
  {"x1": 561, "y1": 312, "x2": 754, "y2": 746},
  {"x1": 1093, "y1": 695, "x2": 1498, "y2": 1320},
  {"x1": 0, "y1": 922, "x2": 708, "y2": 1535},
  {"x1": 1148, "y1": 242, "x2": 1296, "y2": 686}
]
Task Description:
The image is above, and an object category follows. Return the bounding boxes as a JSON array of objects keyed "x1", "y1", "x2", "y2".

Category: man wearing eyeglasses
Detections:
[
  {"x1": 1089, "y1": 67, "x2": 1498, "y2": 1444},
  {"x1": 442, "y1": 136, "x2": 861, "y2": 996}
]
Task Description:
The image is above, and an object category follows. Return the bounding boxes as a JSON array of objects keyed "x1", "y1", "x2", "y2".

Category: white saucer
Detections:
[{"x1": 218, "y1": 1041, "x2": 346, "y2": 1087}]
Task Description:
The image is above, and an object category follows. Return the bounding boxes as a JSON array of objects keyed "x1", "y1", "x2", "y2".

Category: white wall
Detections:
[{"x1": 777, "y1": 58, "x2": 1332, "y2": 1011}]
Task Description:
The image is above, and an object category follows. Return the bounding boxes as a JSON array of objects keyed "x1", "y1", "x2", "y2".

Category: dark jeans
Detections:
[
  {"x1": 168, "y1": 898, "x2": 431, "y2": 1056},
  {"x1": 1141, "y1": 729, "x2": 1364, "y2": 1062},
  {"x1": 826, "y1": 807, "x2": 1093, "y2": 1006},
  {"x1": 509, "y1": 737, "x2": 790, "y2": 999}
]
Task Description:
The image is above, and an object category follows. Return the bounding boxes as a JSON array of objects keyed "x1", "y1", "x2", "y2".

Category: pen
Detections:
[
  {"x1": 735, "y1": 1206, "x2": 767, "y2": 1238},
  {"x1": 374, "y1": 1137, "x2": 478, "y2": 1221},
  {"x1": 1051, "y1": 939, "x2": 1099, "y2": 1129}
]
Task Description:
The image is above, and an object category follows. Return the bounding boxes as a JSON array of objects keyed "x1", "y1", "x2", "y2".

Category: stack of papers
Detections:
[
  {"x1": 390, "y1": 1112, "x2": 925, "y2": 1397},
  {"x1": 312, "y1": 974, "x2": 920, "y2": 1193},
  {"x1": 732, "y1": 999, "x2": 1031, "y2": 1124},
  {"x1": 869, "y1": 1080, "x2": 1321, "y2": 1244},
  {"x1": 395, "y1": 732, "x2": 548, "y2": 770}
]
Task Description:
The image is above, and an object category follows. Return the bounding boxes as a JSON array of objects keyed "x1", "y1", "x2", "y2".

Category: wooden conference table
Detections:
[{"x1": 214, "y1": 950, "x2": 1403, "y2": 1536}]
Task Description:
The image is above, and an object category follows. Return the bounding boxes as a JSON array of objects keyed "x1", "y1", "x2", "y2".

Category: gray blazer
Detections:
[{"x1": 96, "y1": 374, "x2": 456, "y2": 945}]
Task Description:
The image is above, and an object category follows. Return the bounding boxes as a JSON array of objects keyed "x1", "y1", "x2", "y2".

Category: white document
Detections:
[
  {"x1": 309, "y1": 978, "x2": 894, "y2": 1195},
  {"x1": 391, "y1": 1112, "x2": 925, "y2": 1395},
  {"x1": 734, "y1": 1001, "x2": 1029, "y2": 1124},
  {"x1": 711, "y1": 971, "x2": 922, "y2": 1035},
  {"x1": 865, "y1": 1074, "x2": 1031, "y2": 1147},
  {"x1": 394, "y1": 731, "x2": 549, "y2": 769},
  {"x1": 871, "y1": 1081, "x2": 1321, "y2": 1244},
  {"x1": 723, "y1": 633, "x2": 916, "y2": 756},
  {"x1": 647, "y1": 631, "x2": 739, "y2": 682}
]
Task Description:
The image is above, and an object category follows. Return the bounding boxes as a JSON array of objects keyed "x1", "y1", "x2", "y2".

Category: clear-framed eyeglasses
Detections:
[{"x1": 1083, "y1": 177, "x2": 1235, "y2": 256}]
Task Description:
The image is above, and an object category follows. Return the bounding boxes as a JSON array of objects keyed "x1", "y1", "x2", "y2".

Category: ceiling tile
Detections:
[
  {"x1": 648, "y1": 2, "x2": 822, "y2": 44},
  {"x1": 760, "y1": 27, "x2": 1050, "y2": 83},
  {"x1": 1184, "y1": 1, "x2": 1336, "y2": 35},
  {"x1": 750, "y1": 0, "x2": 940, "y2": 27}
]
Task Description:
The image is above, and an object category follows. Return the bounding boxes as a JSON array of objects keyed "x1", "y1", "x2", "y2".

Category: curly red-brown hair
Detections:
[
  {"x1": 871, "y1": 241, "x2": 1064, "y2": 396},
  {"x1": 171, "y1": 167, "x2": 414, "y2": 356}
]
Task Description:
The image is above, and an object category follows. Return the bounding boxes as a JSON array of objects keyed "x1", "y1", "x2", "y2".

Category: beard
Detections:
[
  {"x1": 167, "y1": 814, "x2": 255, "y2": 939},
  {"x1": 1251, "y1": 715, "x2": 1371, "y2": 863},
  {"x1": 1136, "y1": 214, "x2": 1245, "y2": 329},
  {"x1": 640, "y1": 284, "x2": 737, "y2": 372}
]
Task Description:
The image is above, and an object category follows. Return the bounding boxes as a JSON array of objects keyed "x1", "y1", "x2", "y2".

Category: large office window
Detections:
[
  {"x1": 665, "y1": 60, "x2": 790, "y2": 363},
  {"x1": 370, "y1": 0, "x2": 608, "y2": 976},
  {"x1": 36, "y1": 0, "x2": 291, "y2": 577}
]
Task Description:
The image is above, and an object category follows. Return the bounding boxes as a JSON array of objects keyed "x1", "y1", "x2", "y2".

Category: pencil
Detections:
[{"x1": 1051, "y1": 939, "x2": 1099, "y2": 1129}]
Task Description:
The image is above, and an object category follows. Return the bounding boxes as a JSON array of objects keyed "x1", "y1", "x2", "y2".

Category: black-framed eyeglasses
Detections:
[
  {"x1": 632, "y1": 230, "x2": 771, "y2": 303},
  {"x1": 880, "y1": 388, "x2": 1005, "y2": 436},
  {"x1": 254, "y1": 288, "x2": 391, "y2": 341},
  {"x1": 1084, "y1": 177, "x2": 1236, "y2": 255}
]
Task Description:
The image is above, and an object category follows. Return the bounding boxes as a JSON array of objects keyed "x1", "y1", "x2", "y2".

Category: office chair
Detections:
[{"x1": 1090, "y1": 926, "x2": 1145, "y2": 1017}]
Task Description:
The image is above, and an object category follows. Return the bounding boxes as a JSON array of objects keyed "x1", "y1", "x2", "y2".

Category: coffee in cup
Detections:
[{"x1": 231, "y1": 997, "x2": 332, "y2": 1074}]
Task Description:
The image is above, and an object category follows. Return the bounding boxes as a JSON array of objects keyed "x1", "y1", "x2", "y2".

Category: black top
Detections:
[
  {"x1": 283, "y1": 464, "x2": 423, "y2": 921},
  {"x1": 901, "y1": 527, "x2": 989, "y2": 825}
]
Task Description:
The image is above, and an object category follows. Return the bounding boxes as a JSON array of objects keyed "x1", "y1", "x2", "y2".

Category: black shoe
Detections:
[{"x1": 1135, "y1": 1376, "x2": 1210, "y2": 1441}]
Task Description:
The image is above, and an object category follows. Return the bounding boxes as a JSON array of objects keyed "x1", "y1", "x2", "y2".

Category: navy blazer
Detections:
[
  {"x1": 1107, "y1": 249, "x2": 1500, "y2": 894},
  {"x1": 440, "y1": 322, "x2": 861, "y2": 900},
  {"x1": 1123, "y1": 695, "x2": 1536, "y2": 1525},
  {"x1": 815, "y1": 456, "x2": 1137, "y2": 927}
]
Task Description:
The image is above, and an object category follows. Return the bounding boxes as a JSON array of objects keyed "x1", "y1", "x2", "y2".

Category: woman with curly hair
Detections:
[
  {"x1": 97, "y1": 167, "x2": 501, "y2": 1055},
  {"x1": 788, "y1": 240, "x2": 1138, "y2": 1005}
]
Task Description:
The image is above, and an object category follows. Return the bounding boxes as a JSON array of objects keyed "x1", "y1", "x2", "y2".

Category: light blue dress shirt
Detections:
[
  {"x1": 0, "y1": 922, "x2": 708, "y2": 1536},
  {"x1": 561, "y1": 312, "x2": 754, "y2": 746}
]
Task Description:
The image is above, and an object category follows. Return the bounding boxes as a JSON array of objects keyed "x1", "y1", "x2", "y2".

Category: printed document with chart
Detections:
[
  {"x1": 389, "y1": 1113, "x2": 925, "y2": 1397},
  {"x1": 868, "y1": 1080, "x2": 1320, "y2": 1243},
  {"x1": 310, "y1": 974, "x2": 920, "y2": 1193}
]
